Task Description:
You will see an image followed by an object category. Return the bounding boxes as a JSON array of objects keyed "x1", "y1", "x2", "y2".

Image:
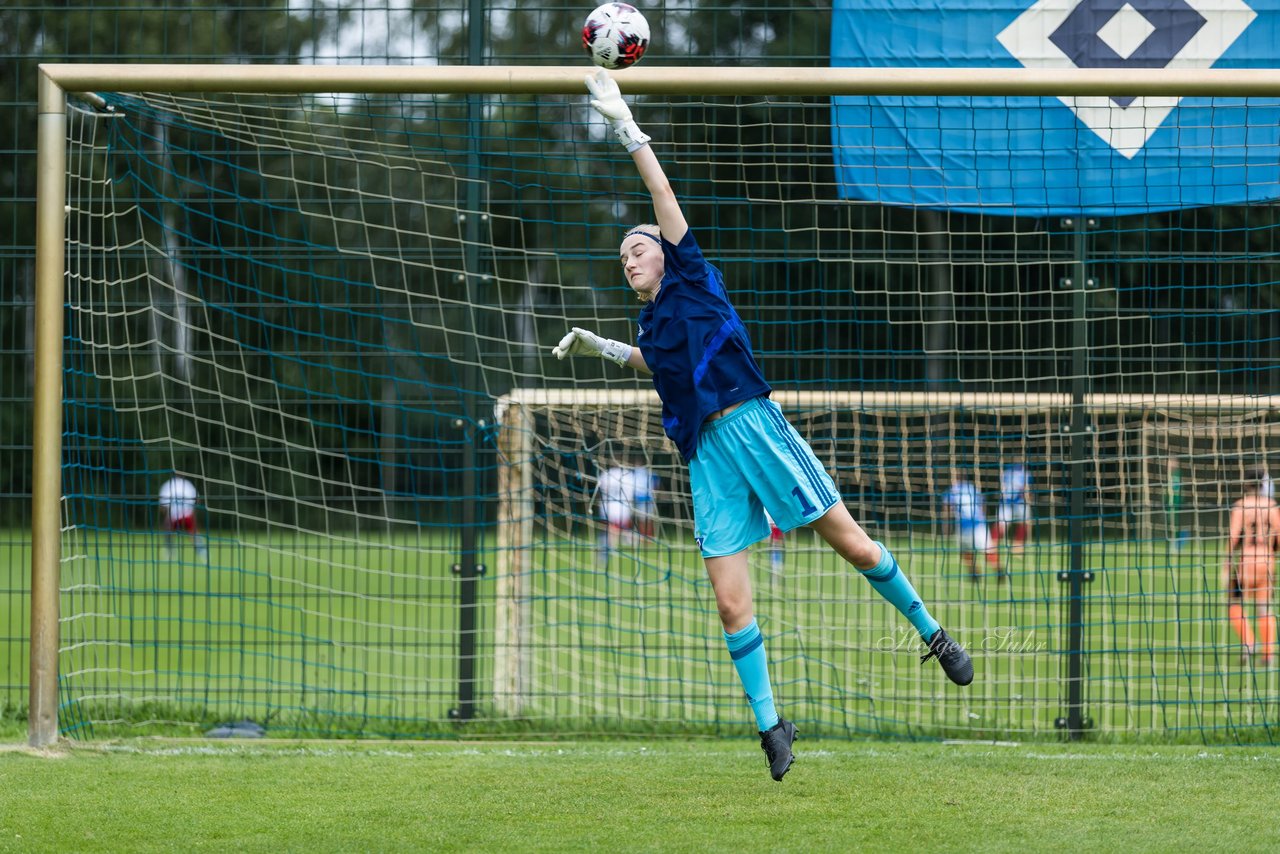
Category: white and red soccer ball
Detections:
[{"x1": 582, "y1": 3, "x2": 650, "y2": 70}]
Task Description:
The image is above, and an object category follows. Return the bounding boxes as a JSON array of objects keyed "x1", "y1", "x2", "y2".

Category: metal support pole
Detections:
[
  {"x1": 451, "y1": 0, "x2": 489, "y2": 723},
  {"x1": 30, "y1": 71, "x2": 67, "y2": 748},
  {"x1": 1055, "y1": 217, "x2": 1095, "y2": 740}
]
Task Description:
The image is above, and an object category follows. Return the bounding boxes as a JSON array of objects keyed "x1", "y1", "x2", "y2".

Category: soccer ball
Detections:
[{"x1": 582, "y1": 3, "x2": 650, "y2": 70}]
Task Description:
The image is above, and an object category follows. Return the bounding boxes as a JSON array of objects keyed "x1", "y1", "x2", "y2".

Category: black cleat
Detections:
[
  {"x1": 921, "y1": 627, "x2": 974, "y2": 686},
  {"x1": 759, "y1": 718, "x2": 797, "y2": 781}
]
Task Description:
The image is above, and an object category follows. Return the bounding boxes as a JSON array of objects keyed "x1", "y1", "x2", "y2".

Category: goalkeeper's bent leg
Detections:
[
  {"x1": 810, "y1": 504, "x2": 942, "y2": 641},
  {"x1": 861, "y1": 541, "x2": 942, "y2": 642}
]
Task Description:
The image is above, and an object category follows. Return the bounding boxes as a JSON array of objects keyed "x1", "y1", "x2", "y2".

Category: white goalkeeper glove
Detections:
[
  {"x1": 552, "y1": 327, "x2": 633, "y2": 367},
  {"x1": 586, "y1": 67, "x2": 651, "y2": 153}
]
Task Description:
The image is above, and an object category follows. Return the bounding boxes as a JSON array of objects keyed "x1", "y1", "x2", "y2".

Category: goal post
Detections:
[
  {"x1": 36, "y1": 63, "x2": 1280, "y2": 96},
  {"x1": 32, "y1": 63, "x2": 1280, "y2": 746},
  {"x1": 30, "y1": 71, "x2": 68, "y2": 749}
]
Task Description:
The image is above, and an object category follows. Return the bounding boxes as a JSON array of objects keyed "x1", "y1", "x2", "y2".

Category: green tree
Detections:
[{"x1": 0, "y1": 2, "x2": 332, "y2": 522}]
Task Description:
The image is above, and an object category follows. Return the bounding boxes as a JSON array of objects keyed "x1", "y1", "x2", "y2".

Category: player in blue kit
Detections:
[
  {"x1": 945, "y1": 476, "x2": 1002, "y2": 581},
  {"x1": 553, "y1": 69, "x2": 973, "y2": 781},
  {"x1": 993, "y1": 463, "x2": 1031, "y2": 556}
]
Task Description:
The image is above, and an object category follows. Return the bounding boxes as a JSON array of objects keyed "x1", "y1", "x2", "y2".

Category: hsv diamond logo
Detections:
[
  {"x1": 998, "y1": 0, "x2": 1257, "y2": 157},
  {"x1": 831, "y1": 0, "x2": 1280, "y2": 214}
]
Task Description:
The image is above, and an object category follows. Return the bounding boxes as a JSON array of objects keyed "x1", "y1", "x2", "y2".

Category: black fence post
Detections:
[
  {"x1": 1055, "y1": 216, "x2": 1097, "y2": 739},
  {"x1": 451, "y1": 0, "x2": 490, "y2": 723}
]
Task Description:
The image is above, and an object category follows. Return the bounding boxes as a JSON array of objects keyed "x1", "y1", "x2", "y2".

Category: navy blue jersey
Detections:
[{"x1": 637, "y1": 229, "x2": 771, "y2": 461}]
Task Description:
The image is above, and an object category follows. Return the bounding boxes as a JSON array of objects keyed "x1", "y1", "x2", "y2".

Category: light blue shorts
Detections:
[{"x1": 689, "y1": 397, "x2": 840, "y2": 558}]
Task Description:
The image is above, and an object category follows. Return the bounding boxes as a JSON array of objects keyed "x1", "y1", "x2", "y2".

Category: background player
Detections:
[
  {"x1": 1224, "y1": 468, "x2": 1280, "y2": 664},
  {"x1": 158, "y1": 474, "x2": 207, "y2": 559},
  {"x1": 596, "y1": 461, "x2": 637, "y2": 559},
  {"x1": 553, "y1": 69, "x2": 972, "y2": 781},
  {"x1": 993, "y1": 462, "x2": 1032, "y2": 555},
  {"x1": 630, "y1": 460, "x2": 659, "y2": 539},
  {"x1": 764, "y1": 508, "x2": 784, "y2": 577},
  {"x1": 1166, "y1": 457, "x2": 1191, "y2": 549},
  {"x1": 944, "y1": 474, "x2": 1001, "y2": 581}
]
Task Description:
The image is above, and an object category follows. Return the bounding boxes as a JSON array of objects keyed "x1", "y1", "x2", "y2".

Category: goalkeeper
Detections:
[{"x1": 554, "y1": 69, "x2": 973, "y2": 782}]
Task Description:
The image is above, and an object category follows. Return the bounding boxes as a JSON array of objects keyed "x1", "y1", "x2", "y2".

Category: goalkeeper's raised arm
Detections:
[{"x1": 585, "y1": 68, "x2": 687, "y2": 247}]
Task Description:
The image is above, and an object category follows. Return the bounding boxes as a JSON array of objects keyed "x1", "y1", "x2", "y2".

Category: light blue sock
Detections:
[
  {"x1": 723, "y1": 618, "x2": 780, "y2": 731},
  {"x1": 860, "y1": 542, "x2": 941, "y2": 641}
]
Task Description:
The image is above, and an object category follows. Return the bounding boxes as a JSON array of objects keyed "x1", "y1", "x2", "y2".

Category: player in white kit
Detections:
[
  {"x1": 158, "y1": 475, "x2": 207, "y2": 559},
  {"x1": 993, "y1": 463, "x2": 1031, "y2": 555}
]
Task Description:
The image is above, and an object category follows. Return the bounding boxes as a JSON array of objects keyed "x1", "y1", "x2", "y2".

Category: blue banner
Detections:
[{"x1": 831, "y1": 0, "x2": 1280, "y2": 215}]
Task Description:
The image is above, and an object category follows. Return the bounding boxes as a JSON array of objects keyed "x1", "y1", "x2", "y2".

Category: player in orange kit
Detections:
[{"x1": 1224, "y1": 468, "x2": 1280, "y2": 665}]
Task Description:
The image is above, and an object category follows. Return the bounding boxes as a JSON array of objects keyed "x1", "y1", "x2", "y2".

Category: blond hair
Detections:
[{"x1": 626, "y1": 223, "x2": 661, "y2": 240}]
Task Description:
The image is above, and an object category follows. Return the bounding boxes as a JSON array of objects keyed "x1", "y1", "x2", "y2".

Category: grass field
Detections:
[
  {"x1": 1, "y1": 739, "x2": 1278, "y2": 852},
  {"x1": 4, "y1": 526, "x2": 1280, "y2": 744}
]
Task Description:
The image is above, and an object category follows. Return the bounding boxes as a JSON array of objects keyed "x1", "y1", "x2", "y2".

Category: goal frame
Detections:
[
  {"x1": 31, "y1": 63, "x2": 1280, "y2": 747},
  {"x1": 491, "y1": 387, "x2": 1280, "y2": 715}
]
